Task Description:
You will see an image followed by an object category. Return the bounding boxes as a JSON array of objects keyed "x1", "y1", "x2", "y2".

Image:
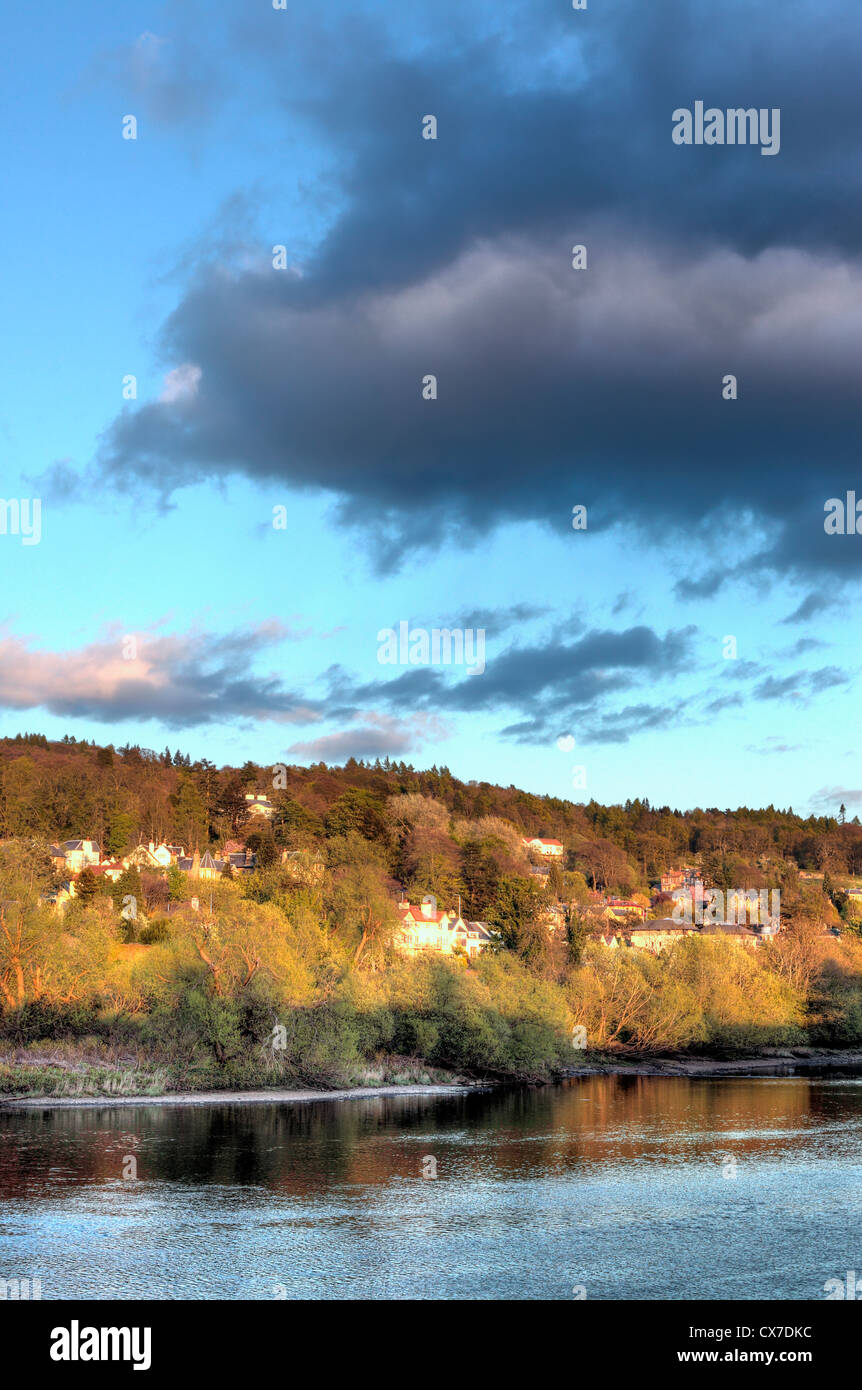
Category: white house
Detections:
[
  {"x1": 123, "y1": 841, "x2": 172, "y2": 870},
  {"x1": 522, "y1": 837, "x2": 564, "y2": 858},
  {"x1": 395, "y1": 900, "x2": 495, "y2": 957},
  {"x1": 58, "y1": 840, "x2": 100, "y2": 872}
]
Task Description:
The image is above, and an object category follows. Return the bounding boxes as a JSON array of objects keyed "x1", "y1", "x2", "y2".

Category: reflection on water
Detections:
[{"x1": 2, "y1": 1075, "x2": 862, "y2": 1300}]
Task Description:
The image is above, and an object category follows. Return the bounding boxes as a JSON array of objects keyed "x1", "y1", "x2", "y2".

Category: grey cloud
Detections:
[
  {"x1": 579, "y1": 702, "x2": 685, "y2": 745},
  {"x1": 0, "y1": 624, "x2": 324, "y2": 730},
  {"x1": 287, "y1": 714, "x2": 446, "y2": 762},
  {"x1": 53, "y1": 0, "x2": 862, "y2": 585},
  {"x1": 704, "y1": 693, "x2": 744, "y2": 715},
  {"x1": 752, "y1": 665, "x2": 850, "y2": 701},
  {"x1": 781, "y1": 592, "x2": 836, "y2": 624}
]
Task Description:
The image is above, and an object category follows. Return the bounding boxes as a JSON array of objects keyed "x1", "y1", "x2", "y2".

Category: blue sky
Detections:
[{"x1": 0, "y1": 0, "x2": 859, "y2": 815}]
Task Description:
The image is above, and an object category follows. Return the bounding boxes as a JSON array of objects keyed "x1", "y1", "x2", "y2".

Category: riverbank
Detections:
[
  {"x1": 0, "y1": 1044, "x2": 463, "y2": 1104},
  {"x1": 4, "y1": 1046, "x2": 862, "y2": 1108},
  {"x1": 562, "y1": 1047, "x2": 862, "y2": 1078},
  {"x1": 1, "y1": 1082, "x2": 480, "y2": 1109}
]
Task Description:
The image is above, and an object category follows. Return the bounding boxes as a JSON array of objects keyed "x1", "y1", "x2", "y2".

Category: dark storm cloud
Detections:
[
  {"x1": 79, "y1": 0, "x2": 862, "y2": 584},
  {"x1": 233, "y1": 0, "x2": 862, "y2": 292}
]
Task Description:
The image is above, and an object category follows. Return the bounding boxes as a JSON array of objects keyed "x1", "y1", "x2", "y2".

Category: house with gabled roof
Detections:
[
  {"x1": 698, "y1": 922, "x2": 762, "y2": 948},
  {"x1": 177, "y1": 849, "x2": 220, "y2": 881},
  {"x1": 623, "y1": 918, "x2": 698, "y2": 954},
  {"x1": 58, "y1": 840, "x2": 100, "y2": 872},
  {"x1": 462, "y1": 920, "x2": 497, "y2": 956},
  {"x1": 523, "y1": 837, "x2": 564, "y2": 858},
  {"x1": 123, "y1": 841, "x2": 172, "y2": 871},
  {"x1": 197, "y1": 850, "x2": 219, "y2": 881},
  {"x1": 395, "y1": 900, "x2": 495, "y2": 957},
  {"x1": 281, "y1": 848, "x2": 324, "y2": 882},
  {"x1": 88, "y1": 861, "x2": 124, "y2": 883}
]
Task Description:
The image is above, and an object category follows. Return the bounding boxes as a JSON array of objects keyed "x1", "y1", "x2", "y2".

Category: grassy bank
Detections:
[{"x1": 0, "y1": 1040, "x2": 458, "y2": 1100}]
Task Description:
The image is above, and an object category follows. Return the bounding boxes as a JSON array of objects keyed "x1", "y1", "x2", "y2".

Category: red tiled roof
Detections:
[{"x1": 397, "y1": 904, "x2": 447, "y2": 924}]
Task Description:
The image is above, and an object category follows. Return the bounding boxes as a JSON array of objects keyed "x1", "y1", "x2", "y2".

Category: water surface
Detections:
[{"x1": 2, "y1": 1076, "x2": 860, "y2": 1299}]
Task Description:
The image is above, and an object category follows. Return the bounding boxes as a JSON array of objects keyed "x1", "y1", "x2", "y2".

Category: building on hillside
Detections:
[
  {"x1": 396, "y1": 900, "x2": 461, "y2": 954},
  {"x1": 42, "y1": 880, "x2": 76, "y2": 912},
  {"x1": 541, "y1": 903, "x2": 566, "y2": 933},
  {"x1": 176, "y1": 847, "x2": 257, "y2": 878},
  {"x1": 529, "y1": 865, "x2": 551, "y2": 886},
  {"x1": 622, "y1": 918, "x2": 698, "y2": 953},
  {"x1": 224, "y1": 848, "x2": 257, "y2": 873},
  {"x1": 177, "y1": 849, "x2": 220, "y2": 881},
  {"x1": 123, "y1": 841, "x2": 172, "y2": 871},
  {"x1": 395, "y1": 900, "x2": 495, "y2": 957},
  {"x1": 523, "y1": 837, "x2": 564, "y2": 858},
  {"x1": 196, "y1": 850, "x2": 219, "y2": 881},
  {"x1": 88, "y1": 861, "x2": 124, "y2": 884},
  {"x1": 659, "y1": 867, "x2": 699, "y2": 895},
  {"x1": 462, "y1": 921, "x2": 496, "y2": 956},
  {"x1": 698, "y1": 922, "x2": 762, "y2": 948},
  {"x1": 601, "y1": 898, "x2": 648, "y2": 923},
  {"x1": 58, "y1": 840, "x2": 101, "y2": 872},
  {"x1": 607, "y1": 917, "x2": 766, "y2": 953},
  {"x1": 244, "y1": 793, "x2": 274, "y2": 820}
]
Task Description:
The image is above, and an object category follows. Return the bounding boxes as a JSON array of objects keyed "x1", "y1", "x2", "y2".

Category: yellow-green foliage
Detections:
[
  {"x1": 568, "y1": 937, "x2": 806, "y2": 1050},
  {"x1": 5, "y1": 864, "x2": 862, "y2": 1091}
]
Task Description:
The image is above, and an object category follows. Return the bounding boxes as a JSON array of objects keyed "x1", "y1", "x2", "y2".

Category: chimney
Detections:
[{"x1": 192, "y1": 848, "x2": 200, "y2": 878}]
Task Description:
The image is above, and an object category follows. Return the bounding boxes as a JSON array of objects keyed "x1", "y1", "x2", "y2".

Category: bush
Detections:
[{"x1": 139, "y1": 919, "x2": 171, "y2": 944}]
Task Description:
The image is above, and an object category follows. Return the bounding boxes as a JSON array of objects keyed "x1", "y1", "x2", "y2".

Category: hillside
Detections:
[
  {"x1": 1, "y1": 732, "x2": 860, "y2": 895},
  {"x1": 2, "y1": 731, "x2": 862, "y2": 1099}
]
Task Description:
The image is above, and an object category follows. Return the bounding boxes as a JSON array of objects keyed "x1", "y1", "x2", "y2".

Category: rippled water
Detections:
[{"x1": 2, "y1": 1075, "x2": 862, "y2": 1299}]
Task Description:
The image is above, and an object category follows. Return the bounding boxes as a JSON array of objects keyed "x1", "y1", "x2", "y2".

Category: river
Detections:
[{"x1": 2, "y1": 1074, "x2": 861, "y2": 1299}]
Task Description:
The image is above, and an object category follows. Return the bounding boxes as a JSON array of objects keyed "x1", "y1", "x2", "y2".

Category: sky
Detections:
[{"x1": 0, "y1": 0, "x2": 860, "y2": 815}]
